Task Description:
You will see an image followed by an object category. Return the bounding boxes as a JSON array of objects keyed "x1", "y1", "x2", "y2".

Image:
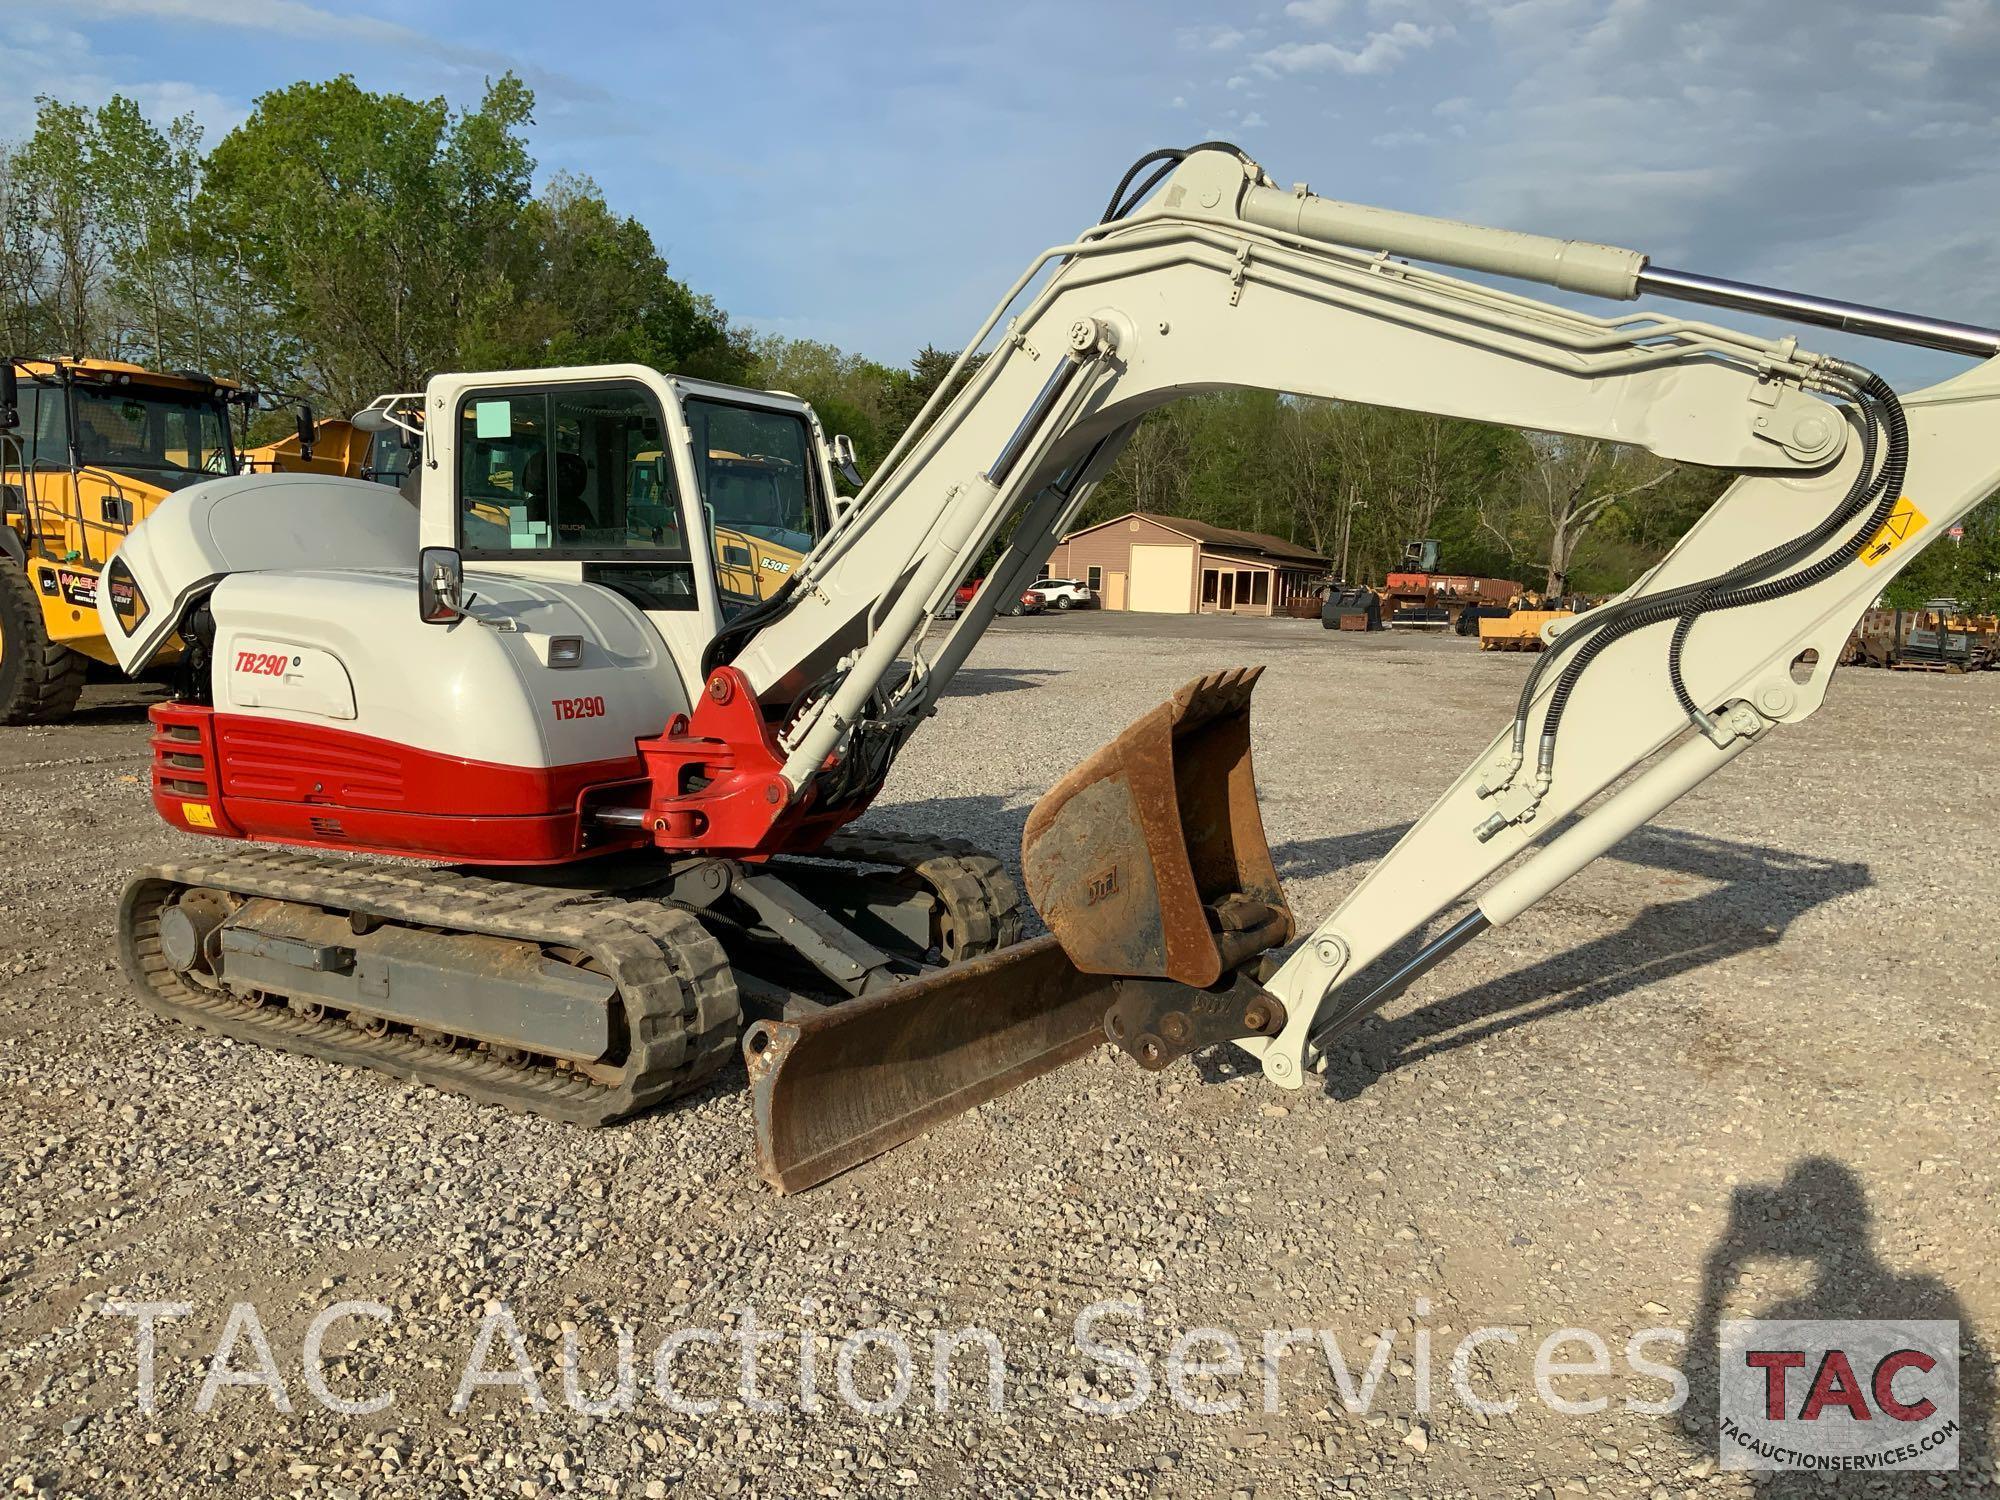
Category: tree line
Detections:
[{"x1": 4, "y1": 79, "x2": 1991, "y2": 604}]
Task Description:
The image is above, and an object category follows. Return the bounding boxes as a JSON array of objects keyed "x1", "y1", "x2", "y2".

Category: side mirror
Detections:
[
  {"x1": 351, "y1": 406, "x2": 390, "y2": 433},
  {"x1": 830, "y1": 433, "x2": 863, "y2": 489},
  {"x1": 419, "y1": 546, "x2": 464, "y2": 624},
  {"x1": 0, "y1": 361, "x2": 16, "y2": 432},
  {"x1": 295, "y1": 403, "x2": 316, "y2": 463}
]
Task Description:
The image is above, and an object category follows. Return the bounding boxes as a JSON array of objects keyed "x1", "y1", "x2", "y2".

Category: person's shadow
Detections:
[{"x1": 1685, "y1": 1157, "x2": 1991, "y2": 1495}]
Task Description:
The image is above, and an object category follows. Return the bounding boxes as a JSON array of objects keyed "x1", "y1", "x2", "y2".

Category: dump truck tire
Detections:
[{"x1": 0, "y1": 568, "x2": 87, "y2": 724}]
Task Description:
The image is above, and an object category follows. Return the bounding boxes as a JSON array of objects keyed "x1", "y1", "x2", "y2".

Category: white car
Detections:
[{"x1": 1027, "y1": 577, "x2": 1096, "y2": 610}]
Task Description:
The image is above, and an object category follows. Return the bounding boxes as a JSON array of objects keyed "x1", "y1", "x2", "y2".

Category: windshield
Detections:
[
  {"x1": 684, "y1": 399, "x2": 820, "y2": 555},
  {"x1": 71, "y1": 385, "x2": 234, "y2": 480}
]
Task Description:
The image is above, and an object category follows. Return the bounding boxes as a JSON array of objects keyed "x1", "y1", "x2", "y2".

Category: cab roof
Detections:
[{"x1": 10, "y1": 356, "x2": 242, "y2": 394}]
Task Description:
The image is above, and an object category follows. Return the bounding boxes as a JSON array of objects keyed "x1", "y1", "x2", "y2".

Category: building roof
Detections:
[{"x1": 1061, "y1": 511, "x2": 1329, "y2": 567}]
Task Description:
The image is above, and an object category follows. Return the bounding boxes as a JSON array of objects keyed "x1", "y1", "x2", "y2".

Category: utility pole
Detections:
[{"x1": 1337, "y1": 496, "x2": 1365, "y2": 583}]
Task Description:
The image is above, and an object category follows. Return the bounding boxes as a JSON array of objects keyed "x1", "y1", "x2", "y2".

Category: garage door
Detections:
[{"x1": 1128, "y1": 543, "x2": 1194, "y2": 613}]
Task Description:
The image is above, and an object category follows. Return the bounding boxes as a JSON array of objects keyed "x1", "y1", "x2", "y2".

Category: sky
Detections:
[{"x1": 3, "y1": 0, "x2": 1996, "y2": 388}]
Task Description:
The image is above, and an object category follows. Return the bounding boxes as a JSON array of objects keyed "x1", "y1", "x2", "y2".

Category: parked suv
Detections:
[{"x1": 1027, "y1": 577, "x2": 1096, "y2": 610}]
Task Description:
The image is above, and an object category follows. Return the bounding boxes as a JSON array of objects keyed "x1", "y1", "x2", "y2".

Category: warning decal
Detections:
[
  {"x1": 1861, "y1": 497, "x2": 1927, "y2": 567},
  {"x1": 181, "y1": 803, "x2": 217, "y2": 829}
]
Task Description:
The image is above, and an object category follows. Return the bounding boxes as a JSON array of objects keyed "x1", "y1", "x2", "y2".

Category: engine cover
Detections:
[{"x1": 149, "y1": 568, "x2": 691, "y2": 865}]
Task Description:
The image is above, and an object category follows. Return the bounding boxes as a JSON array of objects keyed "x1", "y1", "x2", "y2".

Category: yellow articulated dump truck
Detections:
[{"x1": 0, "y1": 358, "x2": 250, "y2": 721}]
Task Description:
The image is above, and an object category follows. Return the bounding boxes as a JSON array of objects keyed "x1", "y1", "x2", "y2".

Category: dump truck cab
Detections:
[{"x1": 0, "y1": 357, "x2": 250, "y2": 720}]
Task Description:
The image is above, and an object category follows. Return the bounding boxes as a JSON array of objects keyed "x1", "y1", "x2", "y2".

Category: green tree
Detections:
[
  {"x1": 200, "y1": 73, "x2": 537, "y2": 410},
  {"x1": 14, "y1": 99, "x2": 115, "y2": 354},
  {"x1": 1883, "y1": 495, "x2": 2000, "y2": 613},
  {"x1": 748, "y1": 334, "x2": 902, "y2": 471},
  {"x1": 466, "y1": 172, "x2": 749, "y2": 382}
]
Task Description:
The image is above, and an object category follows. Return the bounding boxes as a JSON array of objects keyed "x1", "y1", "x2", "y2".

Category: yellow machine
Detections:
[
  {"x1": 1477, "y1": 609, "x2": 1575, "y2": 651},
  {"x1": 634, "y1": 448, "x2": 811, "y2": 607},
  {"x1": 240, "y1": 416, "x2": 372, "y2": 479},
  {"x1": 0, "y1": 357, "x2": 258, "y2": 722}
]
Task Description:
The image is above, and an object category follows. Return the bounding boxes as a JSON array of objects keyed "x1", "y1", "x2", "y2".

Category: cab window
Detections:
[
  {"x1": 456, "y1": 383, "x2": 697, "y2": 611},
  {"x1": 29, "y1": 386, "x2": 67, "y2": 468},
  {"x1": 683, "y1": 399, "x2": 822, "y2": 556}
]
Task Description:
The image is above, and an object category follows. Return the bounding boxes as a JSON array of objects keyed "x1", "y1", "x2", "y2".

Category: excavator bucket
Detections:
[
  {"x1": 743, "y1": 669, "x2": 1295, "y2": 1193},
  {"x1": 1022, "y1": 667, "x2": 1292, "y2": 988}
]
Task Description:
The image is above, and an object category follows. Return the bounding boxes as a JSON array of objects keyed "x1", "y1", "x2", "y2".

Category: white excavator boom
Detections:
[{"x1": 714, "y1": 144, "x2": 1998, "y2": 1103}]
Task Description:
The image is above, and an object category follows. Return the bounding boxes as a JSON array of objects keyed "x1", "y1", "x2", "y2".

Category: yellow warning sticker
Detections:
[
  {"x1": 182, "y1": 802, "x2": 217, "y2": 828},
  {"x1": 1861, "y1": 497, "x2": 1927, "y2": 566}
]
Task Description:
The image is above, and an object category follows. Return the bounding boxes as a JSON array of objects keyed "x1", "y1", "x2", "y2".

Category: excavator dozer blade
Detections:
[
  {"x1": 1022, "y1": 667, "x2": 1293, "y2": 989},
  {"x1": 744, "y1": 934, "x2": 1114, "y2": 1193},
  {"x1": 743, "y1": 669, "x2": 1294, "y2": 1194}
]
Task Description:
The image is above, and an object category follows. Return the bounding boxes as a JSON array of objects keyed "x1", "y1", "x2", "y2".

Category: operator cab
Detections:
[
  {"x1": 415, "y1": 366, "x2": 844, "y2": 695},
  {"x1": 5, "y1": 358, "x2": 240, "y2": 499}
]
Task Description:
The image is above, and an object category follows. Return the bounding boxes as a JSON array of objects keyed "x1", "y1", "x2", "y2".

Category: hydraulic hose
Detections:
[
  {"x1": 1664, "y1": 371, "x2": 1907, "y2": 719},
  {"x1": 1100, "y1": 141, "x2": 1249, "y2": 224},
  {"x1": 1501, "y1": 364, "x2": 1902, "y2": 796}
]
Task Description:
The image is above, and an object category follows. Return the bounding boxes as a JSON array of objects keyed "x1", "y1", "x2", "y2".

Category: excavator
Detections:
[{"x1": 98, "y1": 144, "x2": 2000, "y2": 1193}]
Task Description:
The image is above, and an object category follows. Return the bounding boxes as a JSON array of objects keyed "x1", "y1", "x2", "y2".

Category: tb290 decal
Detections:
[
  {"x1": 551, "y1": 696, "x2": 609, "y2": 721},
  {"x1": 235, "y1": 651, "x2": 294, "y2": 677}
]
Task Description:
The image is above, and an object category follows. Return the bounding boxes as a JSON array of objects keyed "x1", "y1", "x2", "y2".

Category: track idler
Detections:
[{"x1": 745, "y1": 670, "x2": 1295, "y2": 1192}]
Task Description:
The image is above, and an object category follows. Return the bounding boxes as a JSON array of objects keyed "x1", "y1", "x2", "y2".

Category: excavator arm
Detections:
[{"x1": 730, "y1": 144, "x2": 2000, "y2": 1145}]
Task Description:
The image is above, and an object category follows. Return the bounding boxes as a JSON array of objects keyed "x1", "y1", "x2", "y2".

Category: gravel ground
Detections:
[{"x1": 2, "y1": 614, "x2": 1996, "y2": 1499}]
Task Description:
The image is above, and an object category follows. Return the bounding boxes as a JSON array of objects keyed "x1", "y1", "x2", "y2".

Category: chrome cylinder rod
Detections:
[
  {"x1": 1639, "y1": 265, "x2": 2000, "y2": 359},
  {"x1": 1305, "y1": 908, "x2": 1491, "y2": 1056}
]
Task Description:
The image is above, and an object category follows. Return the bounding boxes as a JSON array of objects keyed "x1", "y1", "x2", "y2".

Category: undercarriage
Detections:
[{"x1": 121, "y1": 829, "x2": 1026, "y2": 1136}]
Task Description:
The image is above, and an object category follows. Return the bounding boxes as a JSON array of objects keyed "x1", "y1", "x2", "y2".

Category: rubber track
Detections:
[
  {"x1": 817, "y1": 829, "x2": 1023, "y2": 961},
  {"x1": 118, "y1": 848, "x2": 739, "y2": 1125}
]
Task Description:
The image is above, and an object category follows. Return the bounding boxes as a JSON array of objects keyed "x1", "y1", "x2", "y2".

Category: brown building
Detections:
[{"x1": 1042, "y1": 512, "x2": 1329, "y2": 616}]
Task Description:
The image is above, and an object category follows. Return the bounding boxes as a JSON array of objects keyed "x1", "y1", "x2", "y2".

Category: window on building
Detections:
[
  {"x1": 1201, "y1": 569, "x2": 1218, "y2": 604},
  {"x1": 1251, "y1": 572, "x2": 1270, "y2": 605},
  {"x1": 1086, "y1": 564, "x2": 1102, "y2": 591}
]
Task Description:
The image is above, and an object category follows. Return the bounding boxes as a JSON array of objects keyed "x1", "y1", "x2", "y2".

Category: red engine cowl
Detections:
[{"x1": 144, "y1": 701, "x2": 651, "y2": 865}]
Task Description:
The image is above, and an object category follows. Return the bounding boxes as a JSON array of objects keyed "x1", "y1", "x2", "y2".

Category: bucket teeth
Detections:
[{"x1": 1021, "y1": 668, "x2": 1292, "y2": 989}]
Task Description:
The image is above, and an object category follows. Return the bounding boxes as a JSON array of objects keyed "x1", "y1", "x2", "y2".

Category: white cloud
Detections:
[
  {"x1": 0, "y1": 16, "x2": 239, "y2": 139},
  {"x1": 1171, "y1": 95, "x2": 1188, "y2": 109},
  {"x1": 1240, "y1": 111, "x2": 1269, "y2": 129},
  {"x1": 1259, "y1": 21, "x2": 1450, "y2": 75},
  {"x1": 57, "y1": 0, "x2": 607, "y2": 102},
  {"x1": 1284, "y1": 0, "x2": 1346, "y2": 22},
  {"x1": 1445, "y1": 0, "x2": 2000, "y2": 380},
  {"x1": 1178, "y1": 24, "x2": 1249, "y2": 52}
]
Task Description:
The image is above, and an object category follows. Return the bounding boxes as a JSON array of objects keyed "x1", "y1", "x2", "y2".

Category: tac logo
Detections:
[{"x1": 1719, "y1": 1319, "x2": 1959, "y2": 1472}]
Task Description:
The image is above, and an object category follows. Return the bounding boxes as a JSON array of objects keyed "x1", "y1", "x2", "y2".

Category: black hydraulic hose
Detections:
[
  {"x1": 1664, "y1": 371, "x2": 1908, "y2": 717},
  {"x1": 1100, "y1": 150, "x2": 1185, "y2": 222},
  {"x1": 1508, "y1": 388, "x2": 1872, "y2": 735},
  {"x1": 1099, "y1": 141, "x2": 1250, "y2": 223},
  {"x1": 1539, "y1": 371, "x2": 1903, "y2": 755}
]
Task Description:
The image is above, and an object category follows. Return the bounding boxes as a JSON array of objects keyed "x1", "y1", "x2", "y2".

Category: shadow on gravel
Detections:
[
  {"x1": 1306, "y1": 827, "x2": 1870, "y2": 1098},
  {"x1": 935, "y1": 666, "x2": 1062, "y2": 698},
  {"x1": 1185, "y1": 827, "x2": 1870, "y2": 1092},
  {"x1": 1681, "y1": 1156, "x2": 1991, "y2": 1493}
]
